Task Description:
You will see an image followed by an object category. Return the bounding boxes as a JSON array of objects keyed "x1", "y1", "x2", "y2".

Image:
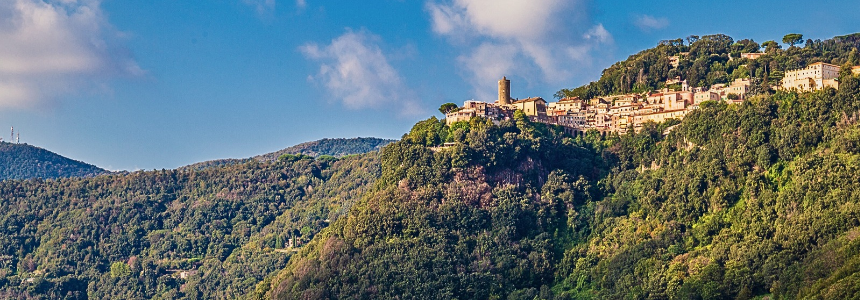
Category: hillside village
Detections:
[{"x1": 446, "y1": 60, "x2": 860, "y2": 135}]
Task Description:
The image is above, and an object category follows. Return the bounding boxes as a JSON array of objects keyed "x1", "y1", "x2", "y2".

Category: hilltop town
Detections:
[{"x1": 445, "y1": 60, "x2": 860, "y2": 135}]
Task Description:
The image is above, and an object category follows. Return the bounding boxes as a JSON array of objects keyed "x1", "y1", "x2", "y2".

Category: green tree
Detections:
[
  {"x1": 762, "y1": 40, "x2": 782, "y2": 53},
  {"x1": 438, "y1": 103, "x2": 458, "y2": 114},
  {"x1": 686, "y1": 35, "x2": 700, "y2": 45},
  {"x1": 782, "y1": 33, "x2": 804, "y2": 47},
  {"x1": 110, "y1": 262, "x2": 131, "y2": 278}
]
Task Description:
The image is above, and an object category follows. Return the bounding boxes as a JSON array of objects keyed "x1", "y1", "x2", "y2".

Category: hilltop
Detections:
[
  {"x1": 253, "y1": 137, "x2": 396, "y2": 161},
  {"x1": 0, "y1": 142, "x2": 107, "y2": 180},
  {"x1": 182, "y1": 137, "x2": 395, "y2": 170}
]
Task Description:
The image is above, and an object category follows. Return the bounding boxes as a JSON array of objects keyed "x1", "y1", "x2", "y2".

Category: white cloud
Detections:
[
  {"x1": 300, "y1": 30, "x2": 424, "y2": 117},
  {"x1": 0, "y1": 0, "x2": 141, "y2": 109},
  {"x1": 585, "y1": 24, "x2": 612, "y2": 43},
  {"x1": 295, "y1": 0, "x2": 306, "y2": 9},
  {"x1": 458, "y1": 43, "x2": 519, "y2": 89},
  {"x1": 242, "y1": 0, "x2": 276, "y2": 14},
  {"x1": 634, "y1": 15, "x2": 669, "y2": 32},
  {"x1": 426, "y1": 0, "x2": 613, "y2": 100}
]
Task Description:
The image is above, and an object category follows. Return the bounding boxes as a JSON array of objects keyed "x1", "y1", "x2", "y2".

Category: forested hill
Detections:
[
  {"x1": 0, "y1": 142, "x2": 107, "y2": 180},
  {"x1": 0, "y1": 152, "x2": 381, "y2": 299},
  {"x1": 183, "y1": 137, "x2": 395, "y2": 170},
  {"x1": 258, "y1": 69, "x2": 860, "y2": 298},
  {"x1": 556, "y1": 33, "x2": 860, "y2": 99},
  {"x1": 254, "y1": 137, "x2": 396, "y2": 161}
]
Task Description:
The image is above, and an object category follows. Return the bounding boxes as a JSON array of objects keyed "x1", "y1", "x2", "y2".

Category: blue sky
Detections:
[{"x1": 0, "y1": 0, "x2": 858, "y2": 170}]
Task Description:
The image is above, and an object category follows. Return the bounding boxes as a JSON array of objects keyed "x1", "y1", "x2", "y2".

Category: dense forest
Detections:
[
  {"x1": 257, "y1": 111, "x2": 609, "y2": 299},
  {"x1": 0, "y1": 153, "x2": 380, "y2": 299},
  {"x1": 556, "y1": 33, "x2": 860, "y2": 99},
  {"x1": 0, "y1": 142, "x2": 107, "y2": 180},
  {"x1": 257, "y1": 46, "x2": 860, "y2": 299}
]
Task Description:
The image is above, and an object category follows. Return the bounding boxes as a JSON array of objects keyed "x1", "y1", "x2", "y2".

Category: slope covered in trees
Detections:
[
  {"x1": 254, "y1": 137, "x2": 396, "y2": 161},
  {"x1": 259, "y1": 74, "x2": 860, "y2": 299},
  {"x1": 0, "y1": 153, "x2": 380, "y2": 299},
  {"x1": 258, "y1": 112, "x2": 609, "y2": 299},
  {"x1": 183, "y1": 137, "x2": 395, "y2": 170},
  {"x1": 0, "y1": 142, "x2": 107, "y2": 180},
  {"x1": 553, "y1": 69, "x2": 860, "y2": 299},
  {"x1": 556, "y1": 33, "x2": 860, "y2": 99}
]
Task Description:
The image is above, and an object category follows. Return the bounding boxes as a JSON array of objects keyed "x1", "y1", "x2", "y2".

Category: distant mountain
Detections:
[
  {"x1": 0, "y1": 142, "x2": 107, "y2": 180},
  {"x1": 254, "y1": 137, "x2": 396, "y2": 161},
  {"x1": 182, "y1": 137, "x2": 396, "y2": 170}
]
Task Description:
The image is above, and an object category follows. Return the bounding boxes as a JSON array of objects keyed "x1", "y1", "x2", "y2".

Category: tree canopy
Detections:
[
  {"x1": 783, "y1": 33, "x2": 804, "y2": 47},
  {"x1": 438, "y1": 102, "x2": 458, "y2": 114}
]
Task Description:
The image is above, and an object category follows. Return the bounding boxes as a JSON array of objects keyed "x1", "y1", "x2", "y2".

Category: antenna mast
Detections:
[
  {"x1": 10, "y1": 126, "x2": 13, "y2": 142},
  {"x1": 16, "y1": 133, "x2": 19, "y2": 144}
]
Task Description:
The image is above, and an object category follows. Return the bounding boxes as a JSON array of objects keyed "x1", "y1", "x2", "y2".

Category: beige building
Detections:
[
  {"x1": 781, "y1": 62, "x2": 840, "y2": 91},
  {"x1": 446, "y1": 108, "x2": 475, "y2": 124},
  {"x1": 612, "y1": 98, "x2": 634, "y2": 107},
  {"x1": 445, "y1": 100, "x2": 508, "y2": 125},
  {"x1": 555, "y1": 112, "x2": 588, "y2": 128},
  {"x1": 510, "y1": 97, "x2": 547, "y2": 118},
  {"x1": 636, "y1": 103, "x2": 664, "y2": 115},
  {"x1": 719, "y1": 78, "x2": 751, "y2": 100},
  {"x1": 639, "y1": 109, "x2": 688, "y2": 124},
  {"x1": 694, "y1": 91, "x2": 720, "y2": 104},
  {"x1": 593, "y1": 114, "x2": 611, "y2": 131},
  {"x1": 632, "y1": 109, "x2": 687, "y2": 133},
  {"x1": 648, "y1": 92, "x2": 689, "y2": 110},
  {"x1": 609, "y1": 104, "x2": 639, "y2": 117},
  {"x1": 547, "y1": 97, "x2": 584, "y2": 112},
  {"x1": 605, "y1": 94, "x2": 642, "y2": 106},
  {"x1": 615, "y1": 116, "x2": 632, "y2": 134},
  {"x1": 741, "y1": 53, "x2": 765, "y2": 60}
]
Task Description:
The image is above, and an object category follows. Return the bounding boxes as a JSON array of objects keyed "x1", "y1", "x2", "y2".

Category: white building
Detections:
[{"x1": 781, "y1": 62, "x2": 840, "y2": 91}]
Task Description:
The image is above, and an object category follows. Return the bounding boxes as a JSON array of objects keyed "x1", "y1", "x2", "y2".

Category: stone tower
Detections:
[{"x1": 498, "y1": 76, "x2": 511, "y2": 105}]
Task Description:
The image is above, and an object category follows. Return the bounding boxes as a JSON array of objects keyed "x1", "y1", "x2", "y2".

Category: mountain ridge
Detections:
[
  {"x1": 0, "y1": 142, "x2": 108, "y2": 180},
  {"x1": 181, "y1": 137, "x2": 396, "y2": 171}
]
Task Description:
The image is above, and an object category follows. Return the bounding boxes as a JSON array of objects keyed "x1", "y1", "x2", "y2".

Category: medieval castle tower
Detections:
[{"x1": 498, "y1": 76, "x2": 511, "y2": 105}]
